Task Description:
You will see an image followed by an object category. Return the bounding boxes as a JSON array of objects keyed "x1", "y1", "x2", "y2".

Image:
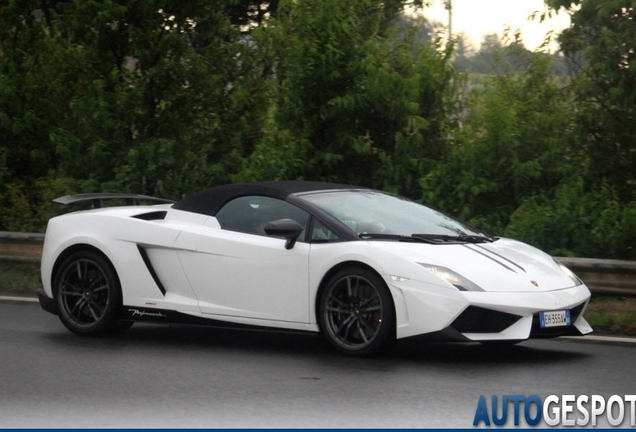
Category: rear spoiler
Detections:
[{"x1": 53, "y1": 193, "x2": 175, "y2": 209}]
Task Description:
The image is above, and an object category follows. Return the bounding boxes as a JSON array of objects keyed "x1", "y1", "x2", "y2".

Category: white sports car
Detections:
[{"x1": 37, "y1": 181, "x2": 592, "y2": 356}]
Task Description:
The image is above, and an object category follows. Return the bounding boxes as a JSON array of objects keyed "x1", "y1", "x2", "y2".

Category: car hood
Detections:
[{"x1": 368, "y1": 238, "x2": 580, "y2": 293}]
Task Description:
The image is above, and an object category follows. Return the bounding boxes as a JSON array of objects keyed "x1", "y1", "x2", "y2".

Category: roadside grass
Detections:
[
  {"x1": 584, "y1": 296, "x2": 636, "y2": 336},
  {"x1": 0, "y1": 261, "x2": 41, "y2": 294},
  {"x1": 1, "y1": 261, "x2": 635, "y2": 337}
]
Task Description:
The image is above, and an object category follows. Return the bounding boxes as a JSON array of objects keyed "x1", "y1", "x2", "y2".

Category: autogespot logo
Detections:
[{"x1": 473, "y1": 395, "x2": 636, "y2": 427}]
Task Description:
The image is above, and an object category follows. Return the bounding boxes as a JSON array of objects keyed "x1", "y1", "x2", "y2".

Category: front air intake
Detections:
[{"x1": 451, "y1": 306, "x2": 522, "y2": 333}]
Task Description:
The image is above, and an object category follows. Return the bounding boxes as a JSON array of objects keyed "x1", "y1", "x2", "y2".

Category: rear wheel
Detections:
[
  {"x1": 318, "y1": 267, "x2": 395, "y2": 356},
  {"x1": 54, "y1": 250, "x2": 127, "y2": 336}
]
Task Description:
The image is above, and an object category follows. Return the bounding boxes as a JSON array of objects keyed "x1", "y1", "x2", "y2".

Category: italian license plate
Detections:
[{"x1": 540, "y1": 310, "x2": 571, "y2": 328}]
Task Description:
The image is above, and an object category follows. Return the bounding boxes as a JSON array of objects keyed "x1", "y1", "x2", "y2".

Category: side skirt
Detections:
[{"x1": 119, "y1": 306, "x2": 316, "y2": 335}]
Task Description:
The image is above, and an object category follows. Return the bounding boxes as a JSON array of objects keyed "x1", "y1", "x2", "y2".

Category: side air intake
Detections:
[
  {"x1": 132, "y1": 211, "x2": 167, "y2": 221},
  {"x1": 137, "y1": 246, "x2": 166, "y2": 296}
]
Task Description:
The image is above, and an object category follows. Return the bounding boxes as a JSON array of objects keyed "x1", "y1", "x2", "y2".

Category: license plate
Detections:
[{"x1": 540, "y1": 310, "x2": 571, "y2": 328}]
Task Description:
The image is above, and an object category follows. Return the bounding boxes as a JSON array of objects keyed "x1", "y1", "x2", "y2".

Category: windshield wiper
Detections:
[
  {"x1": 411, "y1": 233, "x2": 497, "y2": 243},
  {"x1": 359, "y1": 233, "x2": 436, "y2": 243}
]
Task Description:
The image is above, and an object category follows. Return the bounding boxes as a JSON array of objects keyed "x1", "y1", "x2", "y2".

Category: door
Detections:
[{"x1": 175, "y1": 196, "x2": 311, "y2": 323}]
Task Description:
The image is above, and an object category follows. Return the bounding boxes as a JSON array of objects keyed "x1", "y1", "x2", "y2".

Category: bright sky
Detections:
[{"x1": 420, "y1": 0, "x2": 572, "y2": 52}]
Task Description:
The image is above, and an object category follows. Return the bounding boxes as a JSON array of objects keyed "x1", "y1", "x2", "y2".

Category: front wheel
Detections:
[
  {"x1": 318, "y1": 267, "x2": 395, "y2": 356},
  {"x1": 54, "y1": 250, "x2": 126, "y2": 336}
]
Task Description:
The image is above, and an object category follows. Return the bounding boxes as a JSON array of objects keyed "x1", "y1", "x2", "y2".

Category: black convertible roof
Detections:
[{"x1": 172, "y1": 181, "x2": 362, "y2": 216}]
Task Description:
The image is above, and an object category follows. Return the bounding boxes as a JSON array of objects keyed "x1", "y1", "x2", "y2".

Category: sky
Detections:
[{"x1": 419, "y1": 0, "x2": 572, "y2": 52}]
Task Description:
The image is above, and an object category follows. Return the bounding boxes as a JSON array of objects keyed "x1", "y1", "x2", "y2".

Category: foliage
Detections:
[
  {"x1": 1, "y1": 0, "x2": 636, "y2": 262},
  {"x1": 0, "y1": 0, "x2": 270, "y2": 231},
  {"x1": 505, "y1": 178, "x2": 636, "y2": 260},
  {"x1": 452, "y1": 31, "x2": 571, "y2": 77},
  {"x1": 421, "y1": 49, "x2": 579, "y2": 234},
  {"x1": 50, "y1": 0, "x2": 269, "y2": 198},
  {"x1": 0, "y1": 1, "x2": 66, "y2": 231},
  {"x1": 236, "y1": 0, "x2": 457, "y2": 199},
  {"x1": 547, "y1": 0, "x2": 636, "y2": 199}
]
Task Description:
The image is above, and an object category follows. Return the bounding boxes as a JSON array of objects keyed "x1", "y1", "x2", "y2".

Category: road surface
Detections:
[{"x1": 0, "y1": 301, "x2": 634, "y2": 428}]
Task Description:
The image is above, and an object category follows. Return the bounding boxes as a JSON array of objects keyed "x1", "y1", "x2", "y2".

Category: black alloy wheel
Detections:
[
  {"x1": 319, "y1": 267, "x2": 395, "y2": 356},
  {"x1": 54, "y1": 250, "x2": 130, "y2": 335}
]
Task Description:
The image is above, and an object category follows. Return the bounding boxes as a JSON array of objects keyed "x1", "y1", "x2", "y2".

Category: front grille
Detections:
[{"x1": 451, "y1": 306, "x2": 522, "y2": 333}]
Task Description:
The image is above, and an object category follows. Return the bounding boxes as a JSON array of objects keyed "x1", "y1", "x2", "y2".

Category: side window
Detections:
[
  {"x1": 215, "y1": 196, "x2": 310, "y2": 238},
  {"x1": 310, "y1": 218, "x2": 340, "y2": 242}
]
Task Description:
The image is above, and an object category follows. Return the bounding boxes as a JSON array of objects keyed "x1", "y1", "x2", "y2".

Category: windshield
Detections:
[{"x1": 300, "y1": 190, "x2": 488, "y2": 239}]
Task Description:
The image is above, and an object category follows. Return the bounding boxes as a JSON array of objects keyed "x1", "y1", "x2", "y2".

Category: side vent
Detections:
[
  {"x1": 132, "y1": 211, "x2": 167, "y2": 221},
  {"x1": 137, "y1": 246, "x2": 166, "y2": 296}
]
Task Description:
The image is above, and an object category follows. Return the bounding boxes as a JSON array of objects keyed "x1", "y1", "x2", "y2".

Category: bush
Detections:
[{"x1": 505, "y1": 178, "x2": 636, "y2": 259}]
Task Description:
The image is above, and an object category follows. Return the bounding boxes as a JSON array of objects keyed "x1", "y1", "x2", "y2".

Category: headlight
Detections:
[
  {"x1": 418, "y1": 264, "x2": 484, "y2": 292},
  {"x1": 554, "y1": 259, "x2": 583, "y2": 286}
]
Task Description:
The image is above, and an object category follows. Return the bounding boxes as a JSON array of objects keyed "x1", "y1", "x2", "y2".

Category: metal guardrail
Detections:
[
  {"x1": 556, "y1": 257, "x2": 636, "y2": 297},
  {"x1": 0, "y1": 231, "x2": 635, "y2": 296},
  {"x1": 0, "y1": 232, "x2": 45, "y2": 262}
]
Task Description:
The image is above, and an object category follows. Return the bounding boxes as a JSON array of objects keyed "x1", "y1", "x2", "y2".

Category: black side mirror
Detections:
[{"x1": 264, "y1": 219, "x2": 304, "y2": 250}]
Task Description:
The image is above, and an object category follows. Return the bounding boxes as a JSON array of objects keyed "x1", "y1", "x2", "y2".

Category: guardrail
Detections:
[
  {"x1": 0, "y1": 232, "x2": 45, "y2": 262},
  {"x1": 0, "y1": 231, "x2": 635, "y2": 297},
  {"x1": 556, "y1": 257, "x2": 636, "y2": 297}
]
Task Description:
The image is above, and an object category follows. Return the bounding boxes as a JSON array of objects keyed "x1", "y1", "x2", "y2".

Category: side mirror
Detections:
[{"x1": 264, "y1": 219, "x2": 304, "y2": 250}]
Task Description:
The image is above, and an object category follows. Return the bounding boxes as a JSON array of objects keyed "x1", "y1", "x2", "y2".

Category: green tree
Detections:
[
  {"x1": 226, "y1": 0, "x2": 280, "y2": 32},
  {"x1": 421, "y1": 50, "x2": 580, "y2": 234},
  {"x1": 0, "y1": 0, "x2": 73, "y2": 231},
  {"x1": 547, "y1": 0, "x2": 636, "y2": 199},
  {"x1": 0, "y1": 0, "x2": 272, "y2": 230},
  {"x1": 238, "y1": 0, "x2": 458, "y2": 199},
  {"x1": 50, "y1": 0, "x2": 269, "y2": 198},
  {"x1": 506, "y1": 177, "x2": 636, "y2": 260}
]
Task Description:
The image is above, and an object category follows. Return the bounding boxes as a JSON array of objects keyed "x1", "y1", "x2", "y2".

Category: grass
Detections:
[
  {"x1": 1, "y1": 260, "x2": 635, "y2": 337},
  {"x1": 584, "y1": 296, "x2": 636, "y2": 336},
  {"x1": 0, "y1": 260, "x2": 41, "y2": 294}
]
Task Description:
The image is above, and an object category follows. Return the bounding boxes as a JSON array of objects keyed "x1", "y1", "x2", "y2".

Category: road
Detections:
[{"x1": 1, "y1": 301, "x2": 634, "y2": 428}]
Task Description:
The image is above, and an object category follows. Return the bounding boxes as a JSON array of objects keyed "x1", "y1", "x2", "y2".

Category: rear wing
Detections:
[{"x1": 53, "y1": 193, "x2": 175, "y2": 209}]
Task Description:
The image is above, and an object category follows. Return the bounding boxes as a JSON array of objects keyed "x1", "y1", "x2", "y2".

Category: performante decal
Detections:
[
  {"x1": 120, "y1": 306, "x2": 176, "y2": 322},
  {"x1": 128, "y1": 308, "x2": 168, "y2": 318}
]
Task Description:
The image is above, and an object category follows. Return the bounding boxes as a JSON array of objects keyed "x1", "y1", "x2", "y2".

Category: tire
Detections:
[
  {"x1": 318, "y1": 267, "x2": 395, "y2": 356},
  {"x1": 54, "y1": 250, "x2": 127, "y2": 336}
]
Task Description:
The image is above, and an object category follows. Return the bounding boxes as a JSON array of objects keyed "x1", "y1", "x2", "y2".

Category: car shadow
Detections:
[
  {"x1": 44, "y1": 322, "x2": 591, "y2": 367},
  {"x1": 389, "y1": 338, "x2": 590, "y2": 365}
]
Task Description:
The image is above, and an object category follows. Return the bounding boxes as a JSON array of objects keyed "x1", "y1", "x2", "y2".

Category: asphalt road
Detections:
[{"x1": 1, "y1": 301, "x2": 635, "y2": 428}]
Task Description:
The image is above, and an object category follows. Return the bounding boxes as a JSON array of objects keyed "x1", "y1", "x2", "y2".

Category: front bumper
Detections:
[
  {"x1": 392, "y1": 281, "x2": 592, "y2": 341},
  {"x1": 37, "y1": 288, "x2": 57, "y2": 315}
]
